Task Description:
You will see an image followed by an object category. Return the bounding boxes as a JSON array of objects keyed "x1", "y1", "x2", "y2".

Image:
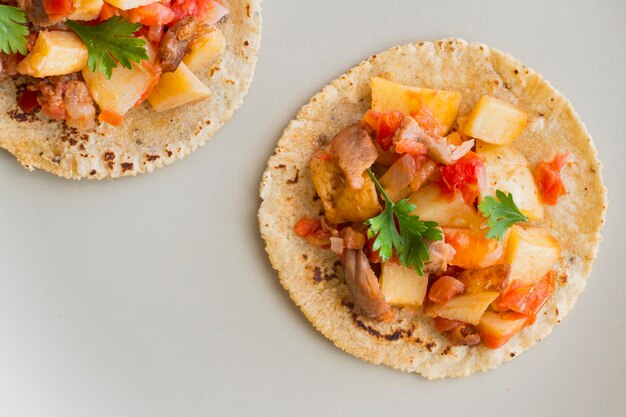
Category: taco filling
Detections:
[
  {"x1": 0, "y1": 0, "x2": 229, "y2": 129},
  {"x1": 294, "y1": 77, "x2": 569, "y2": 350}
]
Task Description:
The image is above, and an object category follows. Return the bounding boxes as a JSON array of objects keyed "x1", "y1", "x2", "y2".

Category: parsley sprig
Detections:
[
  {"x1": 0, "y1": 5, "x2": 29, "y2": 55},
  {"x1": 478, "y1": 190, "x2": 528, "y2": 240},
  {"x1": 67, "y1": 17, "x2": 149, "y2": 79},
  {"x1": 365, "y1": 169, "x2": 443, "y2": 275}
]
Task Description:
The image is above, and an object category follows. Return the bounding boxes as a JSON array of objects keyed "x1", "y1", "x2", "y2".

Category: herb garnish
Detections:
[
  {"x1": 478, "y1": 190, "x2": 529, "y2": 240},
  {"x1": 67, "y1": 17, "x2": 149, "y2": 79},
  {"x1": 0, "y1": 5, "x2": 28, "y2": 55},
  {"x1": 365, "y1": 169, "x2": 443, "y2": 275}
]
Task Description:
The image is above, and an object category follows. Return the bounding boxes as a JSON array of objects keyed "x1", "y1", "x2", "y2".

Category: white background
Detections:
[{"x1": 1, "y1": 1, "x2": 625, "y2": 416}]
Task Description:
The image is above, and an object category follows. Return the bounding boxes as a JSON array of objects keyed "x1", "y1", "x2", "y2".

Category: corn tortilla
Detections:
[
  {"x1": 0, "y1": 0, "x2": 261, "y2": 179},
  {"x1": 258, "y1": 39, "x2": 606, "y2": 379}
]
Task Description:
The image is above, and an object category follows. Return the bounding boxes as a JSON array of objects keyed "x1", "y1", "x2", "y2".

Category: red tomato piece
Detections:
[
  {"x1": 439, "y1": 151, "x2": 486, "y2": 205},
  {"x1": 294, "y1": 217, "x2": 332, "y2": 247},
  {"x1": 43, "y1": 0, "x2": 73, "y2": 17},
  {"x1": 428, "y1": 276, "x2": 466, "y2": 304},
  {"x1": 362, "y1": 109, "x2": 404, "y2": 151},
  {"x1": 497, "y1": 271, "x2": 556, "y2": 323},
  {"x1": 99, "y1": 3, "x2": 121, "y2": 21},
  {"x1": 127, "y1": 3, "x2": 175, "y2": 26},
  {"x1": 99, "y1": 110, "x2": 124, "y2": 127},
  {"x1": 412, "y1": 105, "x2": 444, "y2": 137},
  {"x1": 18, "y1": 90, "x2": 39, "y2": 113},
  {"x1": 169, "y1": 0, "x2": 225, "y2": 24},
  {"x1": 433, "y1": 317, "x2": 463, "y2": 332},
  {"x1": 535, "y1": 153, "x2": 568, "y2": 205}
]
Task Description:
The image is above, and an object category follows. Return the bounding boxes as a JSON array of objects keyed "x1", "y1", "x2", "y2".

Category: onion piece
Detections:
[
  {"x1": 330, "y1": 237, "x2": 345, "y2": 255},
  {"x1": 204, "y1": 1, "x2": 229, "y2": 25}
]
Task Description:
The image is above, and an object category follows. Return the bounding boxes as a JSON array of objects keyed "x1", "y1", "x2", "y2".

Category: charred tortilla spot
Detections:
[
  {"x1": 89, "y1": 170, "x2": 96, "y2": 176},
  {"x1": 146, "y1": 155, "x2": 160, "y2": 161},
  {"x1": 286, "y1": 169, "x2": 300, "y2": 184},
  {"x1": 425, "y1": 342, "x2": 436, "y2": 352},
  {"x1": 510, "y1": 352, "x2": 516, "y2": 357},
  {"x1": 121, "y1": 162, "x2": 134, "y2": 172},
  {"x1": 312, "y1": 266, "x2": 336, "y2": 283},
  {"x1": 51, "y1": 156, "x2": 61, "y2": 164},
  {"x1": 441, "y1": 346, "x2": 453, "y2": 356},
  {"x1": 275, "y1": 164, "x2": 286, "y2": 169},
  {"x1": 166, "y1": 150, "x2": 173, "y2": 157}
]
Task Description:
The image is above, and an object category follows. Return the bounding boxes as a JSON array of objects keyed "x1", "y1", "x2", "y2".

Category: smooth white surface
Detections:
[{"x1": 0, "y1": 1, "x2": 624, "y2": 416}]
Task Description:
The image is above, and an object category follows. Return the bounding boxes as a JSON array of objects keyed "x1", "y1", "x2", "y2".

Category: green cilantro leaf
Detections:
[
  {"x1": 478, "y1": 190, "x2": 529, "y2": 240},
  {"x1": 365, "y1": 169, "x2": 443, "y2": 275},
  {"x1": 67, "y1": 17, "x2": 149, "y2": 79},
  {"x1": 0, "y1": 5, "x2": 29, "y2": 55}
]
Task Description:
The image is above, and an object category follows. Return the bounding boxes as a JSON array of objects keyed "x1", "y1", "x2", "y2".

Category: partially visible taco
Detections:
[
  {"x1": 259, "y1": 39, "x2": 606, "y2": 379},
  {"x1": 0, "y1": 0, "x2": 260, "y2": 178}
]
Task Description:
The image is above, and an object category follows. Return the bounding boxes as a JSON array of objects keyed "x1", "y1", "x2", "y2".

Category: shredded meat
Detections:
[
  {"x1": 158, "y1": 18, "x2": 199, "y2": 72},
  {"x1": 343, "y1": 249, "x2": 395, "y2": 322},
  {"x1": 394, "y1": 116, "x2": 474, "y2": 165},
  {"x1": 329, "y1": 122, "x2": 378, "y2": 190},
  {"x1": 0, "y1": 53, "x2": 19, "y2": 82},
  {"x1": 444, "y1": 324, "x2": 481, "y2": 346},
  {"x1": 29, "y1": 74, "x2": 96, "y2": 128},
  {"x1": 424, "y1": 240, "x2": 456, "y2": 274}
]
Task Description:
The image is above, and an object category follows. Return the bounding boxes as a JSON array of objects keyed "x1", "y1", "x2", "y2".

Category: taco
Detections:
[
  {"x1": 0, "y1": 0, "x2": 260, "y2": 178},
  {"x1": 259, "y1": 39, "x2": 606, "y2": 379}
]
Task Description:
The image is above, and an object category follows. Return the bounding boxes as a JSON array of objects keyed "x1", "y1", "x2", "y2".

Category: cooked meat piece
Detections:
[
  {"x1": 29, "y1": 74, "x2": 95, "y2": 128},
  {"x1": 424, "y1": 240, "x2": 456, "y2": 274},
  {"x1": 0, "y1": 53, "x2": 19, "y2": 82},
  {"x1": 394, "y1": 116, "x2": 474, "y2": 165},
  {"x1": 410, "y1": 158, "x2": 438, "y2": 192},
  {"x1": 457, "y1": 264, "x2": 511, "y2": 294},
  {"x1": 343, "y1": 249, "x2": 395, "y2": 322},
  {"x1": 17, "y1": 0, "x2": 63, "y2": 27},
  {"x1": 445, "y1": 324, "x2": 481, "y2": 346},
  {"x1": 330, "y1": 122, "x2": 378, "y2": 190},
  {"x1": 64, "y1": 81, "x2": 96, "y2": 130},
  {"x1": 158, "y1": 18, "x2": 199, "y2": 72}
]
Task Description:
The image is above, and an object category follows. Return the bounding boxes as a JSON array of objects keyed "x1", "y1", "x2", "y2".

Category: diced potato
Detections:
[
  {"x1": 443, "y1": 227, "x2": 508, "y2": 269},
  {"x1": 425, "y1": 291, "x2": 500, "y2": 325},
  {"x1": 408, "y1": 184, "x2": 483, "y2": 229},
  {"x1": 477, "y1": 311, "x2": 527, "y2": 349},
  {"x1": 68, "y1": 0, "x2": 104, "y2": 20},
  {"x1": 104, "y1": 0, "x2": 158, "y2": 10},
  {"x1": 380, "y1": 262, "x2": 428, "y2": 307},
  {"x1": 309, "y1": 152, "x2": 381, "y2": 224},
  {"x1": 83, "y1": 43, "x2": 157, "y2": 116},
  {"x1": 370, "y1": 77, "x2": 461, "y2": 135},
  {"x1": 18, "y1": 31, "x2": 88, "y2": 78},
  {"x1": 463, "y1": 95, "x2": 528, "y2": 145},
  {"x1": 183, "y1": 28, "x2": 226, "y2": 72},
  {"x1": 505, "y1": 225, "x2": 560, "y2": 287},
  {"x1": 477, "y1": 142, "x2": 543, "y2": 220},
  {"x1": 148, "y1": 62, "x2": 211, "y2": 112}
]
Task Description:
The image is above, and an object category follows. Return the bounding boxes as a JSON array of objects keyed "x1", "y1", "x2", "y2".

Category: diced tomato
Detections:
[
  {"x1": 169, "y1": 0, "x2": 227, "y2": 24},
  {"x1": 362, "y1": 109, "x2": 404, "y2": 151},
  {"x1": 99, "y1": 3, "x2": 121, "y2": 21},
  {"x1": 535, "y1": 153, "x2": 568, "y2": 205},
  {"x1": 294, "y1": 217, "x2": 332, "y2": 247},
  {"x1": 99, "y1": 110, "x2": 124, "y2": 127},
  {"x1": 433, "y1": 317, "x2": 463, "y2": 332},
  {"x1": 428, "y1": 276, "x2": 466, "y2": 304},
  {"x1": 127, "y1": 3, "x2": 175, "y2": 26},
  {"x1": 395, "y1": 136, "x2": 428, "y2": 156},
  {"x1": 412, "y1": 105, "x2": 444, "y2": 137},
  {"x1": 497, "y1": 271, "x2": 556, "y2": 323},
  {"x1": 18, "y1": 90, "x2": 40, "y2": 113},
  {"x1": 43, "y1": 0, "x2": 73, "y2": 17},
  {"x1": 439, "y1": 151, "x2": 486, "y2": 205}
]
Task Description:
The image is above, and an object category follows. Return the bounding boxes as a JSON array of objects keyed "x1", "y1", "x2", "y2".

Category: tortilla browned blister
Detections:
[
  {"x1": 0, "y1": 0, "x2": 261, "y2": 179},
  {"x1": 259, "y1": 39, "x2": 606, "y2": 379}
]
